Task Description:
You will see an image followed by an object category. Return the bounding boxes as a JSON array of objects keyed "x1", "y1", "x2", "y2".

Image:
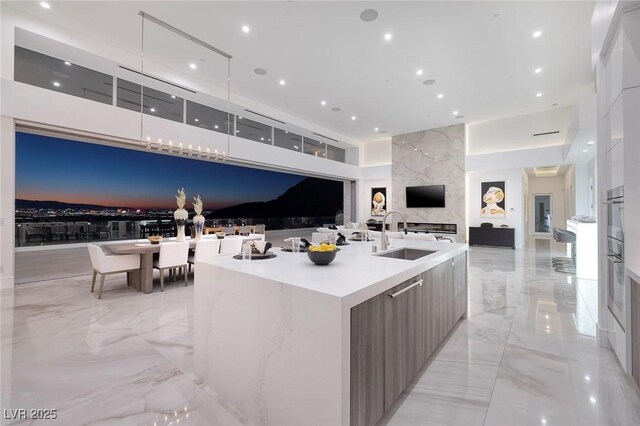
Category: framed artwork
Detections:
[
  {"x1": 371, "y1": 187, "x2": 387, "y2": 216},
  {"x1": 481, "y1": 181, "x2": 506, "y2": 218}
]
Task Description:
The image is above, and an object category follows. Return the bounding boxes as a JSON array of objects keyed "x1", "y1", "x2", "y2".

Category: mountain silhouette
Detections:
[
  {"x1": 16, "y1": 199, "x2": 131, "y2": 211},
  {"x1": 208, "y1": 177, "x2": 343, "y2": 219}
]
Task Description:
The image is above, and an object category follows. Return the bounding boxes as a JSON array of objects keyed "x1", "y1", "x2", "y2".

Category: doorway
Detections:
[{"x1": 533, "y1": 194, "x2": 552, "y2": 235}]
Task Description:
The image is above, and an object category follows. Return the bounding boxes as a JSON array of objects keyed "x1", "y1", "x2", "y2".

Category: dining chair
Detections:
[
  {"x1": 188, "y1": 239, "x2": 221, "y2": 274},
  {"x1": 153, "y1": 242, "x2": 189, "y2": 291},
  {"x1": 222, "y1": 226, "x2": 235, "y2": 235},
  {"x1": 238, "y1": 225, "x2": 251, "y2": 236},
  {"x1": 219, "y1": 238, "x2": 243, "y2": 255},
  {"x1": 87, "y1": 244, "x2": 140, "y2": 299},
  {"x1": 253, "y1": 224, "x2": 266, "y2": 234}
]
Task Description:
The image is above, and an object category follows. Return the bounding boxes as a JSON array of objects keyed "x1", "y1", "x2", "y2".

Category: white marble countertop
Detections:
[{"x1": 201, "y1": 239, "x2": 467, "y2": 308}]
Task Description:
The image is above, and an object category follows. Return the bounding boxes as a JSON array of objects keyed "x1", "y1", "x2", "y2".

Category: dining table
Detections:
[{"x1": 101, "y1": 235, "x2": 260, "y2": 294}]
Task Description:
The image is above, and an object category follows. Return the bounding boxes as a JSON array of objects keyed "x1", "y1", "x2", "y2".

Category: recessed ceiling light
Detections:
[
  {"x1": 374, "y1": 127, "x2": 379, "y2": 131},
  {"x1": 437, "y1": 93, "x2": 444, "y2": 99},
  {"x1": 422, "y1": 79, "x2": 436, "y2": 86},
  {"x1": 416, "y1": 69, "x2": 423, "y2": 76},
  {"x1": 260, "y1": 137, "x2": 264, "y2": 141},
  {"x1": 214, "y1": 125, "x2": 219, "y2": 129},
  {"x1": 279, "y1": 79, "x2": 286, "y2": 86},
  {"x1": 321, "y1": 100, "x2": 326, "y2": 106},
  {"x1": 453, "y1": 110, "x2": 459, "y2": 115},
  {"x1": 171, "y1": 95, "x2": 176, "y2": 99},
  {"x1": 194, "y1": 118, "x2": 199, "y2": 122},
  {"x1": 360, "y1": 9, "x2": 379, "y2": 22},
  {"x1": 242, "y1": 25, "x2": 250, "y2": 33},
  {"x1": 582, "y1": 149, "x2": 589, "y2": 153},
  {"x1": 52, "y1": 81, "x2": 60, "y2": 87},
  {"x1": 534, "y1": 67, "x2": 542, "y2": 74},
  {"x1": 351, "y1": 116, "x2": 356, "y2": 120},
  {"x1": 589, "y1": 396, "x2": 597, "y2": 404},
  {"x1": 414, "y1": 148, "x2": 418, "y2": 151},
  {"x1": 536, "y1": 92, "x2": 542, "y2": 97},
  {"x1": 587, "y1": 140, "x2": 595, "y2": 145},
  {"x1": 64, "y1": 61, "x2": 71, "y2": 66},
  {"x1": 384, "y1": 32, "x2": 392, "y2": 41},
  {"x1": 150, "y1": 108, "x2": 156, "y2": 112},
  {"x1": 189, "y1": 63, "x2": 197, "y2": 70},
  {"x1": 40, "y1": 2, "x2": 50, "y2": 9},
  {"x1": 533, "y1": 30, "x2": 542, "y2": 38}
]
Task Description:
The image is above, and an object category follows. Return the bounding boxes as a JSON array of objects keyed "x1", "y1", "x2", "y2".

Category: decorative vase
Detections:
[
  {"x1": 192, "y1": 194, "x2": 205, "y2": 241},
  {"x1": 193, "y1": 214, "x2": 205, "y2": 241},
  {"x1": 174, "y1": 208, "x2": 188, "y2": 241}
]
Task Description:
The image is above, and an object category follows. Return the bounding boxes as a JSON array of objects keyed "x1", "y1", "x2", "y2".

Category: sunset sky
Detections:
[{"x1": 16, "y1": 132, "x2": 306, "y2": 210}]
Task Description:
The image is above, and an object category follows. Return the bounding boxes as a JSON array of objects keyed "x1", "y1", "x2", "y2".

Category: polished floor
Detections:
[{"x1": 1, "y1": 239, "x2": 639, "y2": 425}]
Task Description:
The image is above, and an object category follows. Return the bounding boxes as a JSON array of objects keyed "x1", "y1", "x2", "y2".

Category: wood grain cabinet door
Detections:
[
  {"x1": 423, "y1": 261, "x2": 454, "y2": 361},
  {"x1": 350, "y1": 292, "x2": 386, "y2": 426},
  {"x1": 453, "y1": 252, "x2": 468, "y2": 322},
  {"x1": 384, "y1": 277, "x2": 425, "y2": 409}
]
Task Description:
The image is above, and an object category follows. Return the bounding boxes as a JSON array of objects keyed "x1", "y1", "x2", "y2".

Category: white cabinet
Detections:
[
  {"x1": 606, "y1": 139, "x2": 624, "y2": 190},
  {"x1": 622, "y1": 9, "x2": 640, "y2": 91}
]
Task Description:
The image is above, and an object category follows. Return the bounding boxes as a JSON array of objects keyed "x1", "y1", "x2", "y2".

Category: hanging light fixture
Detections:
[{"x1": 139, "y1": 11, "x2": 233, "y2": 163}]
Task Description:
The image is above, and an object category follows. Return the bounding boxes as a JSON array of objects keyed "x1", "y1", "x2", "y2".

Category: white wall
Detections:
[
  {"x1": 467, "y1": 168, "x2": 525, "y2": 249},
  {"x1": 362, "y1": 138, "x2": 391, "y2": 167},
  {"x1": 528, "y1": 175, "x2": 567, "y2": 236},
  {"x1": 564, "y1": 165, "x2": 577, "y2": 218}
]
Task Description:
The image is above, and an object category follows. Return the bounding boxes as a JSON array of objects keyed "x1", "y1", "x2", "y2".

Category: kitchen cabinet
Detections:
[
  {"x1": 350, "y1": 254, "x2": 468, "y2": 425},
  {"x1": 453, "y1": 252, "x2": 468, "y2": 322},
  {"x1": 384, "y1": 277, "x2": 424, "y2": 409},
  {"x1": 350, "y1": 291, "x2": 385, "y2": 426}
]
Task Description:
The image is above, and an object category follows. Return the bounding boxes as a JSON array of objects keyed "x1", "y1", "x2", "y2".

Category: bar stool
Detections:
[{"x1": 552, "y1": 228, "x2": 576, "y2": 275}]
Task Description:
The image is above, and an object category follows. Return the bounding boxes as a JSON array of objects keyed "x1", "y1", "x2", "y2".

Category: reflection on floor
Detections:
[{"x1": 2, "y1": 239, "x2": 639, "y2": 425}]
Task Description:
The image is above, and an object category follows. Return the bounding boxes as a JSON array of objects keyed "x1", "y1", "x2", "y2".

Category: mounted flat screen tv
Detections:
[{"x1": 406, "y1": 185, "x2": 445, "y2": 208}]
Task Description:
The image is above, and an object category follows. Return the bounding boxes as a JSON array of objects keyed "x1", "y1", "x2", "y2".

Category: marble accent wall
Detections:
[{"x1": 392, "y1": 124, "x2": 466, "y2": 242}]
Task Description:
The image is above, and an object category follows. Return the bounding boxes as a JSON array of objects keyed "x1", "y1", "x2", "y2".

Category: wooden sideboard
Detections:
[{"x1": 469, "y1": 227, "x2": 515, "y2": 249}]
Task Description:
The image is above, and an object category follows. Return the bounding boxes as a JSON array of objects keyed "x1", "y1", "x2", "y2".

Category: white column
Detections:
[{"x1": 0, "y1": 116, "x2": 15, "y2": 288}]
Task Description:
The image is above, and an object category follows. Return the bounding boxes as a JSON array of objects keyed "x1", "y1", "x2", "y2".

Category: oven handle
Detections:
[
  {"x1": 606, "y1": 254, "x2": 624, "y2": 264},
  {"x1": 602, "y1": 200, "x2": 624, "y2": 205}
]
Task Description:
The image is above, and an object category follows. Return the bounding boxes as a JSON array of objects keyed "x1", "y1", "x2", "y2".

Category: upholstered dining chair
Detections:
[
  {"x1": 238, "y1": 225, "x2": 251, "y2": 236},
  {"x1": 219, "y1": 238, "x2": 243, "y2": 255},
  {"x1": 87, "y1": 244, "x2": 140, "y2": 299},
  {"x1": 253, "y1": 224, "x2": 266, "y2": 234},
  {"x1": 222, "y1": 226, "x2": 235, "y2": 236},
  {"x1": 188, "y1": 239, "x2": 221, "y2": 274},
  {"x1": 153, "y1": 242, "x2": 189, "y2": 291}
]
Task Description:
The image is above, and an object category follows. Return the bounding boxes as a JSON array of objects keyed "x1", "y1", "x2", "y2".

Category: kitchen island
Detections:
[{"x1": 193, "y1": 239, "x2": 468, "y2": 425}]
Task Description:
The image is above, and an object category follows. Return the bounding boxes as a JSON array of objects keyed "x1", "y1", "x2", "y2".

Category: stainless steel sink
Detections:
[{"x1": 376, "y1": 248, "x2": 436, "y2": 260}]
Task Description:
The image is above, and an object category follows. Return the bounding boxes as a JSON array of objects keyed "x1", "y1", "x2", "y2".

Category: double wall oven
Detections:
[{"x1": 606, "y1": 186, "x2": 625, "y2": 328}]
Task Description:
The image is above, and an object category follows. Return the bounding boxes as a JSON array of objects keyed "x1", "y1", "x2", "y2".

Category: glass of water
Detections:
[{"x1": 241, "y1": 243, "x2": 251, "y2": 261}]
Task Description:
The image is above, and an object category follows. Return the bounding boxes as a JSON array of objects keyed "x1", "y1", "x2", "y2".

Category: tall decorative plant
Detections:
[
  {"x1": 193, "y1": 195, "x2": 205, "y2": 241},
  {"x1": 174, "y1": 188, "x2": 188, "y2": 241}
]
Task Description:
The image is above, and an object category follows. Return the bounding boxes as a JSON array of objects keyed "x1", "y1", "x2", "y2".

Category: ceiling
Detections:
[
  {"x1": 525, "y1": 165, "x2": 571, "y2": 178},
  {"x1": 7, "y1": 1, "x2": 596, "y2": 143}
]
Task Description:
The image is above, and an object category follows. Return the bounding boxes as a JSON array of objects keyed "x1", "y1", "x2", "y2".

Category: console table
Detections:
[{"x1": 469, "y1": 227, "x2": 515, "y2": 249}]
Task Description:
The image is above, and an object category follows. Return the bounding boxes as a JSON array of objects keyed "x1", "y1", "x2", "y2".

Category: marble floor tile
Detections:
[
  {"x1": 382, "y1": 360, "x2": 500, "y2": 426},
  {"x1": 484, "y1": 344, "x2": 640, "y2": 426}
]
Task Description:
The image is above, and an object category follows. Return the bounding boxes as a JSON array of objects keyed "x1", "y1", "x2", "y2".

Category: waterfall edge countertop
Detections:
[
  {"x1": 197, "y1": 238, "x2": 468, "y2": 308},
  {"x1": 194, "y1": 238, "x2": 469, "y2": 425}
]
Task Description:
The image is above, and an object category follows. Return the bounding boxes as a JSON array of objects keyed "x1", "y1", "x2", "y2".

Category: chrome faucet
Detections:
[{"x1": 381, "y1": 210, "x2": 407, "y2": 250}]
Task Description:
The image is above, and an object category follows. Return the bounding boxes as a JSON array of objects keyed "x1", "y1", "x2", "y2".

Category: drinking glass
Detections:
[
  {"x1": 292, "y1": 237, "x2": 301, "y2": 253},
  {"x1": 241, "y1": 243, "x2": 251, "y2": 261}
]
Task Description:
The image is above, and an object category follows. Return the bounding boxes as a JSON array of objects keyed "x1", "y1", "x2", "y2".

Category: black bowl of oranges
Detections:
[{"x1": 306, "y1": 243, "x2": 338, "y2": 265}]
